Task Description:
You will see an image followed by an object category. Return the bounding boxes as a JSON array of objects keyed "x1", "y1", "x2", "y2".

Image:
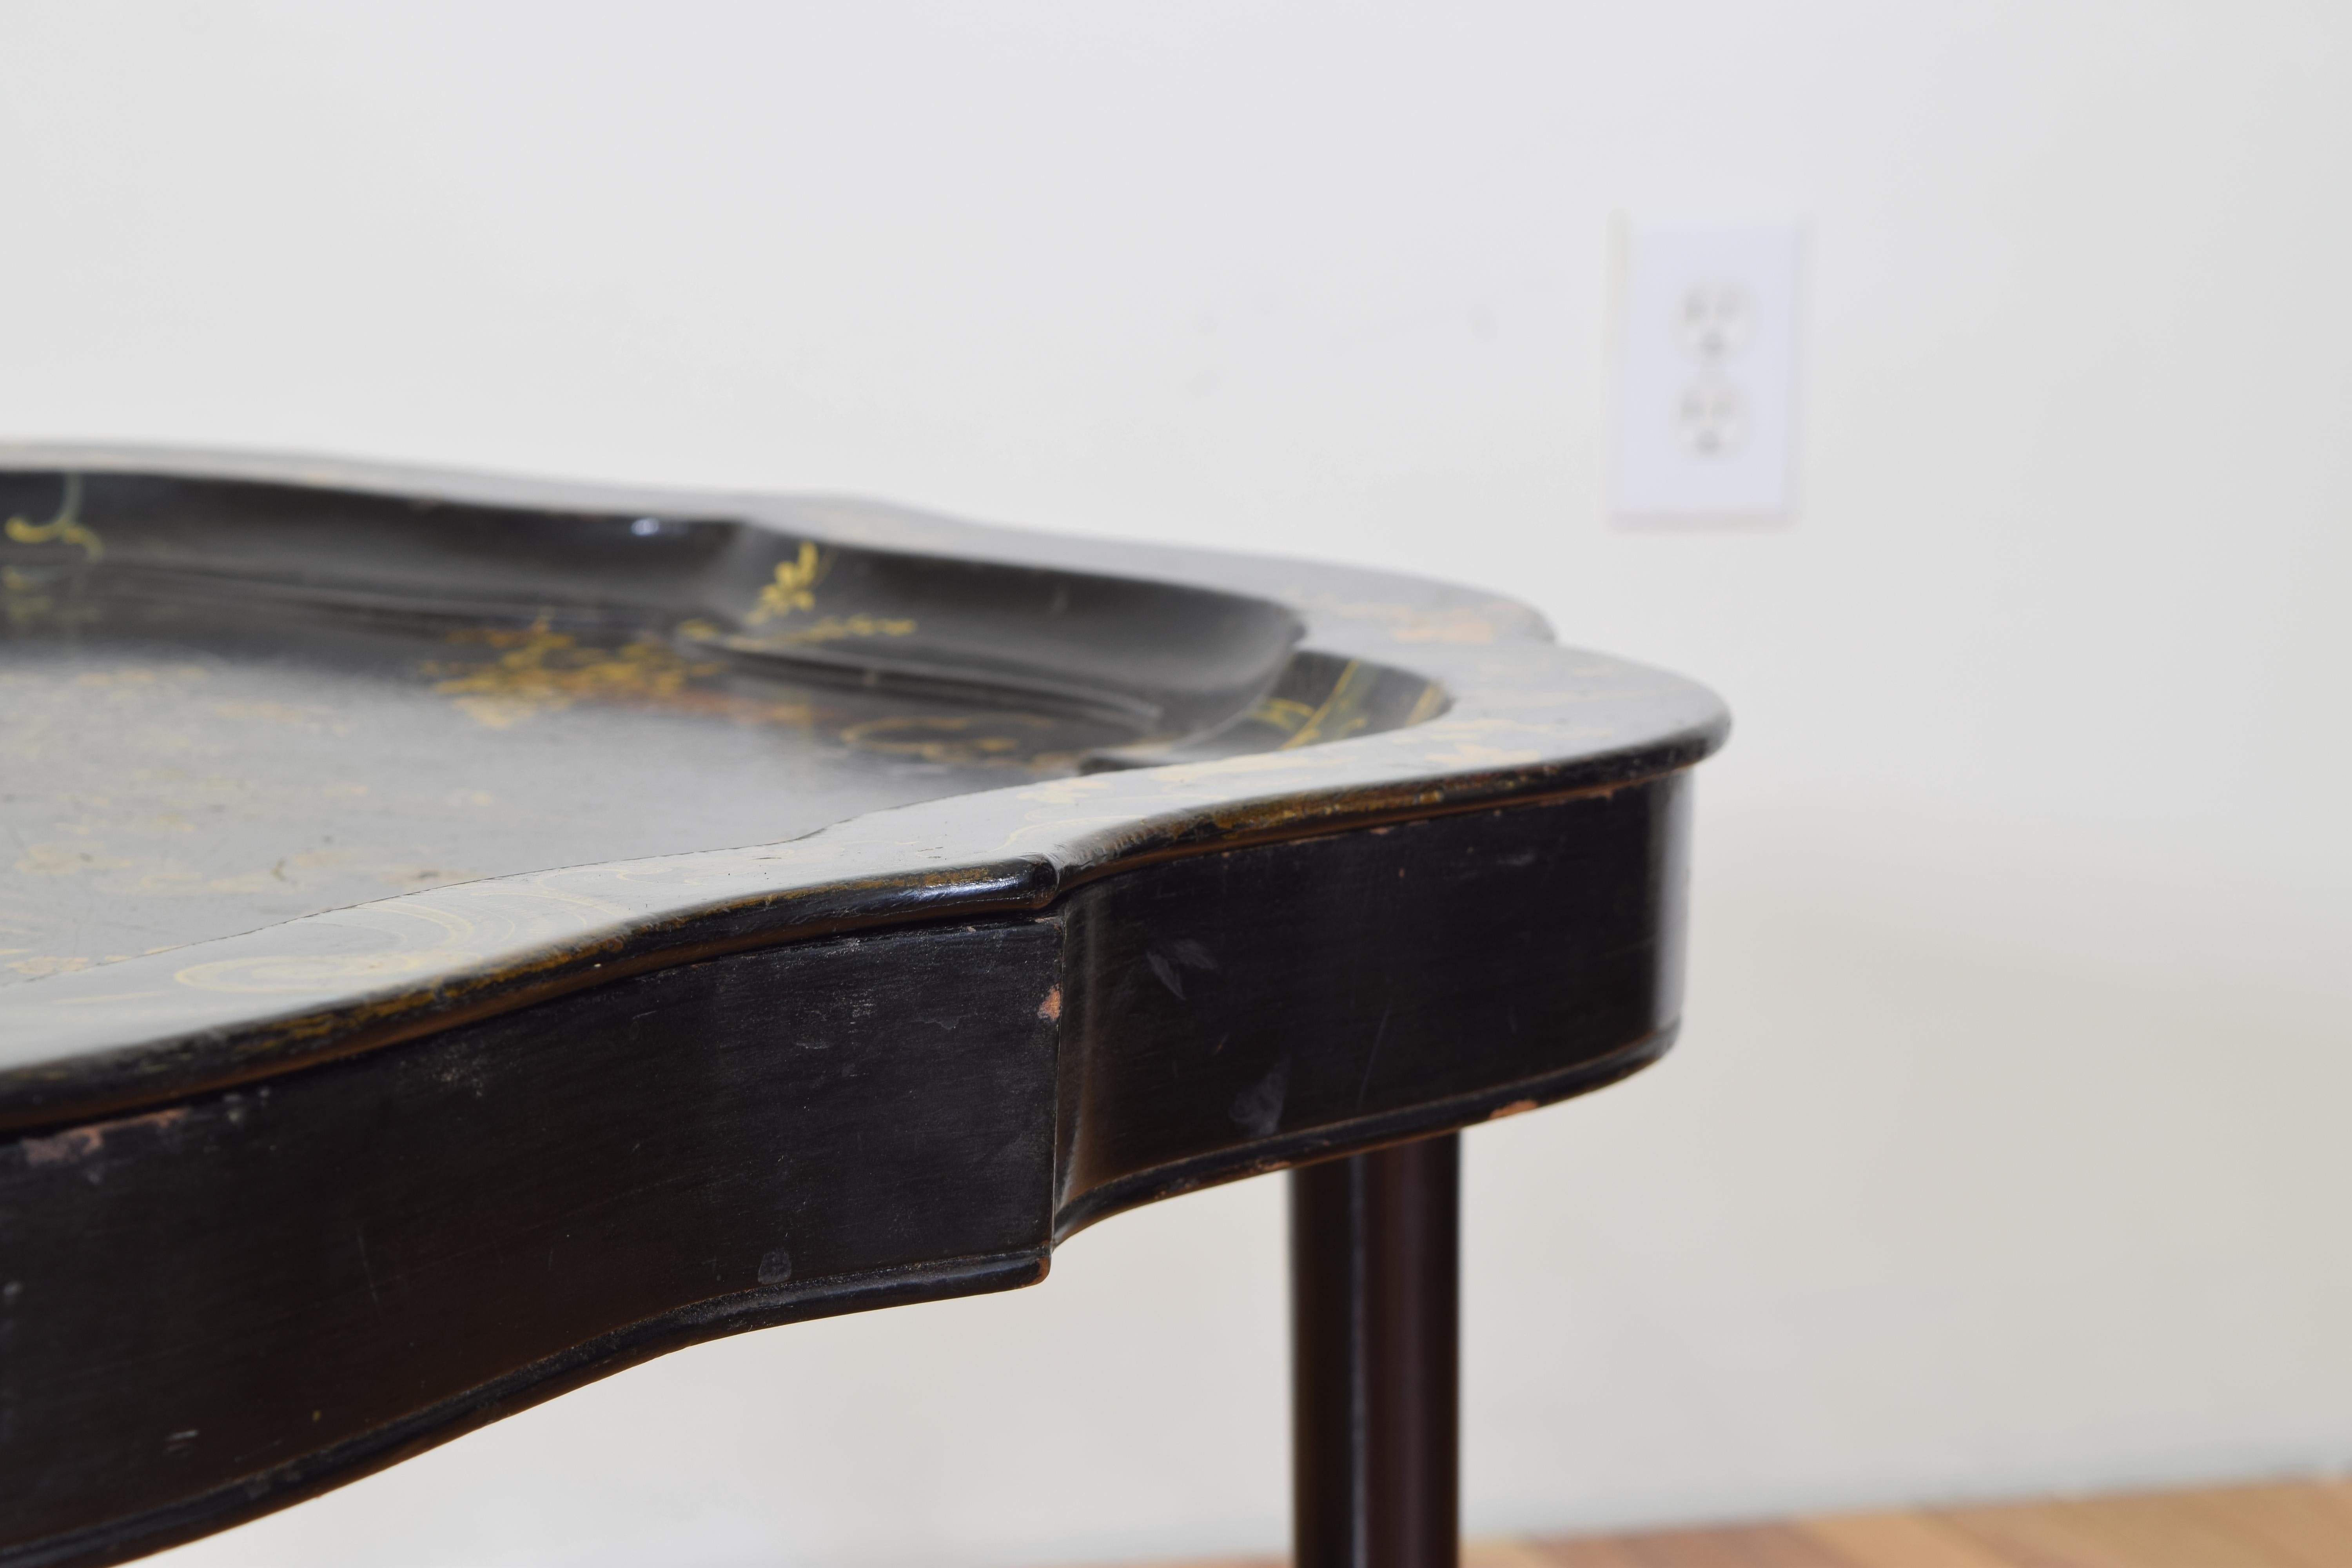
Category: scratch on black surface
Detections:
[
  {"x1": 1147, "y1": 951, "x2": 1183, "y2": 999},
  {"x1": 1230, "y1": 1056, "x2": 1289, "y2": 1136},
  {"x1": 1353, "y1": 1000, "x2": 1394, "y2": 1109},
  {"x1": 970, "y1": 1126, "x2": 1026, "y2": 1171}
]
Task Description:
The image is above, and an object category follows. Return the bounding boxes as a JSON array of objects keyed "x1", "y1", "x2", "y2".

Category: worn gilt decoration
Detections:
[{"x1": 0, "y1": 448, "x2": 1726, "y2": 1568}]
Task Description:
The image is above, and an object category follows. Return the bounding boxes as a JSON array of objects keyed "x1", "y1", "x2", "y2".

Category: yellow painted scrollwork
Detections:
[{"x1": 3, "y1": 474, "x2": 102, "y2": 562}]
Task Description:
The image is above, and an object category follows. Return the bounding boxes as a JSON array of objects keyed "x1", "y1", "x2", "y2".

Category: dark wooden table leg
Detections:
[{"x1": 1290, "y1": 1132, "x2": 1460, "y2": 1568}]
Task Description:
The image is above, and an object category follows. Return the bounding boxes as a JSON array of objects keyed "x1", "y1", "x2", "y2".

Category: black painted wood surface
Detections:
[
  {"x1": 1292, "y1": 1137, "x2": 1461, "y2": 1568},
  {"x1": 0, "y1": 446, "x2": 1727, "y2": 1567}
]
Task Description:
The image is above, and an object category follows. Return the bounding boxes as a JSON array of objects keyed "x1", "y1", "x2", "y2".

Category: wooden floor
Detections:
[{"x1": 1131, "y1": 1480, "x2": 2352, "y2": 1568}]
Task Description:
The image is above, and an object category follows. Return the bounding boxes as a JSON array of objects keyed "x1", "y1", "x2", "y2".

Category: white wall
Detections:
[{"x1": 6, "y1": 3, "x2": 2348, "y2": 1563}]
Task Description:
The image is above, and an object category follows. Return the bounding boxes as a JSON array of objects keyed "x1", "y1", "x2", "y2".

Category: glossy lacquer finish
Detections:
[{"x1": 0, "y1": 446, "x2": 1726, "y2": 1568}]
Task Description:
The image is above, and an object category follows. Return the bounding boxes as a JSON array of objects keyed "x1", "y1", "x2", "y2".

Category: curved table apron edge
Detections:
[
  {"x1": 0, "y1": 1033, "x2": 1686, "y2": 1568},
  {"x1": 1051, "y1": 1024, "x2": 1678, "y2": 1241},
  {"x1": 0, "y1": 735, "x2": 1720, "y2": 1135},
  {"x1": 0, "y1": 1251, "x2": 1049, "y2": 1568}
]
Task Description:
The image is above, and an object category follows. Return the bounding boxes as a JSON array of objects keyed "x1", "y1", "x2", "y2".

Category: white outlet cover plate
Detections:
[{"x1": 1612, "y1": 219, "x2": 1803, "y2": 521}]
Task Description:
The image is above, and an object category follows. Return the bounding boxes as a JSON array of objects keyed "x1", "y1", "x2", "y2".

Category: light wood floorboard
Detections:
[{"x1": 1082, "y1": 1480, "x2": 2352, "y2": 1568}]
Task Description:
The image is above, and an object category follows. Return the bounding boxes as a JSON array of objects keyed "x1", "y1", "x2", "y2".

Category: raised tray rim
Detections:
[{"x1": 0, "y1": 443, "x2": 1729, "y2": 1131}]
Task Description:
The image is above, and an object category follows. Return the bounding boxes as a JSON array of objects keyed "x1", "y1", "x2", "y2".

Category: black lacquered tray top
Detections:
[
  {"x1": 0, "y1": 466, "x2": 1305, "y2": 996},
  {"x1": 0, "y1": 446, "x2": 1726, "y2": 1568}
]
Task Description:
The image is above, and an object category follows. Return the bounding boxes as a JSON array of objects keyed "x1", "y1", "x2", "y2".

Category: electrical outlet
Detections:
[{"x1": 1613, "y1": 220, "x2": 1803, "y2": 520}]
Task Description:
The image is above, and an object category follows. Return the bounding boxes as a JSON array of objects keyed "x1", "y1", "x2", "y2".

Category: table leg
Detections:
[{"x1": 1289, "y1": 1132, "x2": 1460, "y2": 1568}]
